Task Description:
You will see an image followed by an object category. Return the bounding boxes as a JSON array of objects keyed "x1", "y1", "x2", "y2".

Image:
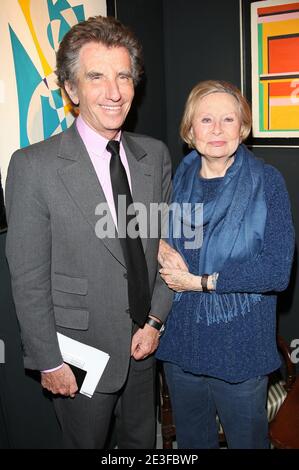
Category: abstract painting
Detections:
[{"x1": 0, "y1": 0, "x2": 106, "y2": 188}]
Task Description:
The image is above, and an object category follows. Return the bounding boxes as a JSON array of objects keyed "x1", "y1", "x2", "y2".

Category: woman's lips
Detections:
[{"x1": 209, "y1": 141, "x2": 226, "y2": 146}]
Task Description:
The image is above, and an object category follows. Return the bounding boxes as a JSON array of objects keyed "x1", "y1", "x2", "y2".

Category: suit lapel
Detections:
[
  {"x1": 56, "y1": 125, "x2": 154, "y2": 263},
  {"x1": 122, "y1": 133, "x2": 154, "y2": 253},
  {"x1": 57, "y1": 124, "x2": 126, "y2": 267}
]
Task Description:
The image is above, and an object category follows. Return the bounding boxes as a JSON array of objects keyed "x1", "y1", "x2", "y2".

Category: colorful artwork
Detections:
[
  {"x1": 251, "y1": 0, "x2": 299, "y2": 138},
  {"x1": 0, "y1": 0, "x2": 106, "y2": 188}
]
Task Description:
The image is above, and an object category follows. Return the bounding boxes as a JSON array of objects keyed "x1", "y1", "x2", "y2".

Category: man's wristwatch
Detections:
[{"x1": 146, "y1": 317, "x2": 165, "y2": 336}]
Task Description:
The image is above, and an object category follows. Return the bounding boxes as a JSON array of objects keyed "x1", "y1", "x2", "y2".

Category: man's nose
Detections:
[{"x1": 106, "y1": 79, "x2": 121, "y2": 101}]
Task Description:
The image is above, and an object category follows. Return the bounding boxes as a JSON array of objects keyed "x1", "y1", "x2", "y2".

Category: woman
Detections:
[{"x1": 156, "y1": 80, "x2": 295, "y2": 449}]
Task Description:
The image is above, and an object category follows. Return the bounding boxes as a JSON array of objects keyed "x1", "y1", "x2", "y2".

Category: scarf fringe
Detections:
[
  {"x1": 193, "y1": 292, "x2": 262, "y2": 325},
  {"x1": 174, "y1": 291, "x2": 262, "y2": 326}
]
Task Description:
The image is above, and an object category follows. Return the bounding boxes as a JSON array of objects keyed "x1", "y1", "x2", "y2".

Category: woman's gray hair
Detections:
[
  {"x1": 56, "y1": 15, "x2": 143, "y2": 92},
  {"x1": 180, "y1": 80, "x2": 252, "y2": 147}
]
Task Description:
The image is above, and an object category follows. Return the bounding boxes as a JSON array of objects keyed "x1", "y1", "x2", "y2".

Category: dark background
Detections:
[{"x1": 0, "y1": 0, "x2": 298, "y2": 448}]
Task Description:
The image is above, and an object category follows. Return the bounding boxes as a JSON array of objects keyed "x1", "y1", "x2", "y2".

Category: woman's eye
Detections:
[
  {"x1": 201, "y1": 117, "x2": 211, "y2": 123},
  {"x1": 224, "y1": 117, "x2": 234, "y2": 122}
]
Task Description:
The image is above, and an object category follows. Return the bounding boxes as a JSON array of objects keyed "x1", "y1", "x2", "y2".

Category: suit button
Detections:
[
  {"x1": 123, "y1": 272, "x2": 128, "y2": 279},
  {"x1": 125, "y1": 308, "x2": 130, "y2": 314}
]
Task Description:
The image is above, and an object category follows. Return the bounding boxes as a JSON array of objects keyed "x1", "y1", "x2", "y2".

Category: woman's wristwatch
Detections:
[
  {"x1": 210, "y1": 272, "x2": 219, "y2": 290},
  {"x1": 146, "y1": 317, "x2": 165, "y2": 336},
  {"x1": 201, "y1": 272, "x2": 219, "y2": 292}
]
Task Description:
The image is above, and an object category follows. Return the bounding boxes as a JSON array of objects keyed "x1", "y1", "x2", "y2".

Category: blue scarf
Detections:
[{"x1": 169, "y1": 144, "x2": 267, "y2": 325}]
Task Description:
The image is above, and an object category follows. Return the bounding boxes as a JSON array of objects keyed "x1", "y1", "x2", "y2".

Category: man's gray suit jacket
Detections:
[{"x1": 5, "y1": 122, "x2": 173, "y2": 393}]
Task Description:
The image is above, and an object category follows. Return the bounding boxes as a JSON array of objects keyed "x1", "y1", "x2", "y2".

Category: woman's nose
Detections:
[{"x1": 212, "y1": 121, "x2": 223, "y2": 134}]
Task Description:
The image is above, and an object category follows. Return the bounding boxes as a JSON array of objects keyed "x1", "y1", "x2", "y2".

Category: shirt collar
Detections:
[{"x1": 76, "y1": 114, "x2": 121, "y2": 157}]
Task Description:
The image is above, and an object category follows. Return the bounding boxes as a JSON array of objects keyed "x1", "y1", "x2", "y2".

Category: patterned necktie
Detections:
[{"x1": 107, "y1": 140, "x2": 151, "y2": 327}]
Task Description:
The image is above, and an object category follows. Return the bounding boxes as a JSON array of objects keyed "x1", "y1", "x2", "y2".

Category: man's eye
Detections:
[
  {"x1": 88, "y1": 74, "x2": 103, "y2": 81},
  {"x1": 119, "y1": 74, "x2": 131, "y2": 81}
]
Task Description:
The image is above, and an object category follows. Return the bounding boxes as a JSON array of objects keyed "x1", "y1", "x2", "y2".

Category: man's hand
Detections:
[
  {"x1": 41, "y1": 363, "x2": 78, "y2": 397},
  {"x1": 158, "y1": 240, "x2": 188, "y2": 271},
  {"x1": 131, "y1": 322, "x2": 160, "y2": 360}
]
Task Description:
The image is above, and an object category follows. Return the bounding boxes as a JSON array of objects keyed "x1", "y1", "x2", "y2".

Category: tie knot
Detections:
[{"x1": 107, "y1": 140, "x2": 120, "y2": 156}]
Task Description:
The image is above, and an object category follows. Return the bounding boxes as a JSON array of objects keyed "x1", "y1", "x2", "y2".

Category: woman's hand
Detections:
[
  {"x1": 159, "y1": 267, "x2": 201, "y2": 292},
  {"x1": 158, "y1": 240, "x2": 188, "y2": 271}
]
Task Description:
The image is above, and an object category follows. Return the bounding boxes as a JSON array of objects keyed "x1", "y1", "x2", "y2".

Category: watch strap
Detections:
[
  {"x1": 146, "y1": 317, "x2": 163, "y2": 331},
  {"x1": 201, "y1": 274, "x2": 209, "y2": 292}
]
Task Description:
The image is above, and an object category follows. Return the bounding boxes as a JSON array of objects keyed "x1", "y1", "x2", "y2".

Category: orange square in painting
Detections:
[
  {"x1": 269, "y1": 82, "x2": 294, "y2": 97},
  {"x1": 268, "y1": 36, "x2": 299, "y2": 73},
  {"x1": 258, "y1": 2, "x2": 299, "y2": 16}
]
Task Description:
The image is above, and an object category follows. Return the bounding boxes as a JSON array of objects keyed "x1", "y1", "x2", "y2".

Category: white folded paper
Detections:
[{"x1": 57, "y1": 333, "x2": 110, "y2": 398}]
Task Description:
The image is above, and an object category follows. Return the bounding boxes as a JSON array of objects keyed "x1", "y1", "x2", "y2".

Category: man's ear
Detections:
[{"x1": 64, "y1": 81, "x2": 79, "y2": 105}]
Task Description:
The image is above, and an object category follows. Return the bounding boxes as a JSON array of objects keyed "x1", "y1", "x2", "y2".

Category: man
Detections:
[{"x1": 5, "y1": 16, "x2": 173, "y2": 449}]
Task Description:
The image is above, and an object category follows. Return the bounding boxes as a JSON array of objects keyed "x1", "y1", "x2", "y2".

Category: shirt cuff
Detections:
[{"x1": 42, "y1": 363, "x2": 64, "y2": 373}]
